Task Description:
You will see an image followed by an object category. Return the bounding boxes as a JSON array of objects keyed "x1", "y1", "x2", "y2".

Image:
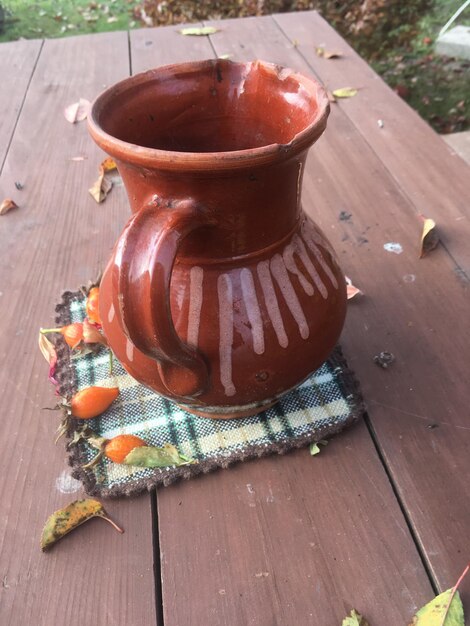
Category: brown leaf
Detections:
[
  {"x1": 41, "y1": 498, "x2": 123, "y2": 551},
  {"x1": 89, "y1": 171, "x2": 113, "y2": 203},
  {"x1": 419, "y1": 215, "x2": 439, "y2": 258},
  {"x1": 64, "y1": 98, "x2": 91, "y2": 123},
  {"x1": 0, "y1": 198, "x2": 19, "y2": 216},
  {"x1": 345, "y1": 276, "x2": 363, "y2": 300},
  {"x1": 38, "y1": 332, "x2": 58, "y2": 384}
]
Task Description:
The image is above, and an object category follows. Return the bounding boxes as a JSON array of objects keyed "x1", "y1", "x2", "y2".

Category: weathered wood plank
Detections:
[
  {"x1": 152, "y1": 16, "x2": 435, "y2": 625},
  {"x1": 0, "y1": 32, "x2": 157, "y2": 626},
  {"x1": 204, "y1": 12, "x2": 470, "y2": 604},
  {"x1": 0, "y1": 39, "x2": 43, "y2": 171},
  {"x1": 273, "y1": 10, "x2": 470, "y2": 602},
  {"x1": 274, "y1": 10, "x2": 470, "y2": 276},
  {"x1": 131, "y1": 22, "x2": 214, "y2": 73}
]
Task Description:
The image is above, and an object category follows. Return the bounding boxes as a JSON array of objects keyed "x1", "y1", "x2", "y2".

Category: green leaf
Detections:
[
  {"x1": 332, "y1": 87, "x2": 358, "y2": 99},
  {"x1": 310, "y1": 439, "x2": 328, "y2": 456},
  {"x1": 41, "y1": 498, "x2": 123, "y2": 551},
  {"x1": 342, "y1": 609, "x2": 370, "y2": 625},
  {"x1": 124, "y1": 444, "x2": 195, "y2": 468},
  {"x1": 408, "y1": 589, "x2": 465, "y2": 626},
  {"x1": 179, "y1": 26, "x2": 219, "y2": 36}
]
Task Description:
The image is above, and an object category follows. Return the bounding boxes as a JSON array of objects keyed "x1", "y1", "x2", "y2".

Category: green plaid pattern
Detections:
[{"x1": 64, "y1": 295, "x2": 361, "y2": 496}]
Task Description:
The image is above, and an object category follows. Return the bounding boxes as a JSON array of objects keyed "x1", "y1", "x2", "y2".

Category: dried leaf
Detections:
[
  {"x1": 82, "y1": 319, "x2": 108, "y2": 346},
  {"x1": 89, "y1": 171, "x2": 113, "y2": 203},
  {"x1": 179, "y1": 26, "x2": 219, "y2": 36},
  {"x1": 309, "y1": 440, "x2": 328, "y2": 456},
  {"x1": 101, "y1": 157, "x2": 117, "y2": 172},
  {"x1": 346, "y1": 276, "x2": 363, "y2": 300},
  {"x1": 316, "y1": 47, "x2": 342, "y2": 59},
  {"x1": 419, "y1": 216, "x2": 439, "y2": 258},
  {"x1": 342, "y1": 609, "x2": 371, "y2": 626},
  {"x1": 64, "y1": 98, "x2": 91, "y2": 123},
  {"x1": 408, "y1": 565, "x2": 468, "y2": 626},
  {"x1": 124, "y1": 444, "x2": 195, "y2": 468},
  {"x1": 38, "y1": 332, "x2": 58, "y2": 384},
  {"x1": 324, "y1": 50, "x2": 343, "y2": 59},
  {"x1": 41, "y1": 498, "x2": 123, "y2": 551},
  {"x1": 327, "y1": 93, "x2": 337, "y2": 105},
  {"x1": 0, "y1": 198, "x2": 18, "y2": 216},
  {"x1": 332, "y1": 87, "x2": 358, "y2": 99}
]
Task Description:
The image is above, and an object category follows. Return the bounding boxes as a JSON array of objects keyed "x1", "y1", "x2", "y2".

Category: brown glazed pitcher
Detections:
[{"x1": 88, "y1": 59, "x2": 347, "y2": 419}]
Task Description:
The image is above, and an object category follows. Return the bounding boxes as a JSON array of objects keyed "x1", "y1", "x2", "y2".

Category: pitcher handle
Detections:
[{"x1": 117, "y1": 196, "x2": 211, "y2": 399}]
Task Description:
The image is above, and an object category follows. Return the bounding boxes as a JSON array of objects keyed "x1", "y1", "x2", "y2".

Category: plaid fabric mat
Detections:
[{"x1": 54, "y1": 289, "x2": 364, "y2": 497}]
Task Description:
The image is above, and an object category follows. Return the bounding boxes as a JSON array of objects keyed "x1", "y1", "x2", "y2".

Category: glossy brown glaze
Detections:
[{"x1": 88, "y1": 59, "x2": 347, "y2": 418}]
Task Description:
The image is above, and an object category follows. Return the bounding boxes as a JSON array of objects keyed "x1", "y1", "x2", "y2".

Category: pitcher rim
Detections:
[{"x1": 88, "y1": 58, "x2": 330, "y2": 172}]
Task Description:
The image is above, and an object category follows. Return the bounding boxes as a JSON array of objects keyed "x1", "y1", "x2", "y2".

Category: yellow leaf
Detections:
[
  {"x1": 342, "y1": 609, "x2": 371, "y2": 625},
  {"x1": 332, "y1": 87, "x2": 358, "y2": 99},
  {"x1": 316, "y1": 47, "x2": 342, "y2": 59},
  {"x1": 0, "y1": 198, "x2": 19, "y2": 216},
  {"x1": 100, "y1": 157, "x2": 117, "y2": 172},
  {"x1": 179, "y1": 26, "x2": 219, "y2": 36},
  {"x1": 408, "y1": 564, "x2": 468, "y2": 626},
  {"x1": 419, "y1": 215, "x2": 439, "y2": 258},
  {"x1": 41, "y1": 498, "x2": 123, "y2": 551},
  {"x1": 64, "y1": 98, "x2": 90, "y2": 123}
]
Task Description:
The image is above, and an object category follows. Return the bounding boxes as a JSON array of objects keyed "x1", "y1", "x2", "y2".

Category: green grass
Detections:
[{"x1": 0, "y1": 0, "x2": 138, "y2": 42}]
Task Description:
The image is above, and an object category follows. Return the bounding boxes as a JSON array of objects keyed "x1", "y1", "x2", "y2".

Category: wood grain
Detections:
[
  {"x1": 0, "y1": 33, "x2": 156, "y2": 626},
  {"x1": 131, "y1": 22, "x2": 215, "y2": 73},
  {"x1": 0, "y1": 38, "x2": 42, "y2": 171},
  {"x1": 203, "y1": 11, "x2": 470, "y2": 604},
  {"x1": 274, "y1": 10, "x2": 470, "y2": 275},
  {"x1": 271, "y1": 10, "x2": 470, "y2": 602},
  {"x1": 152, "y1": 16, "x2": 435, "y2": 625}
]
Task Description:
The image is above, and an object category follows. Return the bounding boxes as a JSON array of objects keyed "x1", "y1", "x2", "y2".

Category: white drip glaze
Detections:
[
  {"x1": 187, "y1": 266, "x2": 204, "y2": 348},
  {"x1": 240, "y1": 268, "x2": 265, "y2": 355},
  {"x1": 292, "y1": 234, "x2": 328, "y2": 299},
  {"x1": 301, "y1": 222, "x2": 339, "y2": 289},
  {"x1": 257, "y1": 260, "x2": 289, "y2": 349},
  {"x1": 270, "y1": 254, "x2": 309, "y2": 340},
  {"x1": 126, "y1": 338, "x2": 134, "y2": 362},
  {"x1": 283, "y1": 240, "x2": 314, "y2": 296},
  {"x1": 217, "y1": 273, "x2": 236, "y2": 396}
]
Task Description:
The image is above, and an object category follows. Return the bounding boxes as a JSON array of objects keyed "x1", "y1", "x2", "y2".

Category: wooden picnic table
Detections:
[{"x1": 1, "y1": 10, "x2": 469, "y2": 625}]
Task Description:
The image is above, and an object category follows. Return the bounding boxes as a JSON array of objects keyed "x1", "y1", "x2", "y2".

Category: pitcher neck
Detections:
[{"x1": 119, "y1": 153, "x2": 308, "y2": 260}]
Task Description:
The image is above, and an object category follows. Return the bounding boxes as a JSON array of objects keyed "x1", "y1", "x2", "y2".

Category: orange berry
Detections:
[
  {"x1": 86, "y1": 287, "x2": 101, "y2": 325},
  {"x1": 105, "y1": 434, "x2": 147, "y2": 464},
  {"x1": 61, "y1": 322, "x2": 84, "y2": 348},
  {"x1": 70, "y1": 386, "x2": 119, "y2": 419}
]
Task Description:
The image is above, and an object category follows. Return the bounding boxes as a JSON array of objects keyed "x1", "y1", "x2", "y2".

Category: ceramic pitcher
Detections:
[{"x1": 88, "y1": 59, "x2": 347, "y2": 419}]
